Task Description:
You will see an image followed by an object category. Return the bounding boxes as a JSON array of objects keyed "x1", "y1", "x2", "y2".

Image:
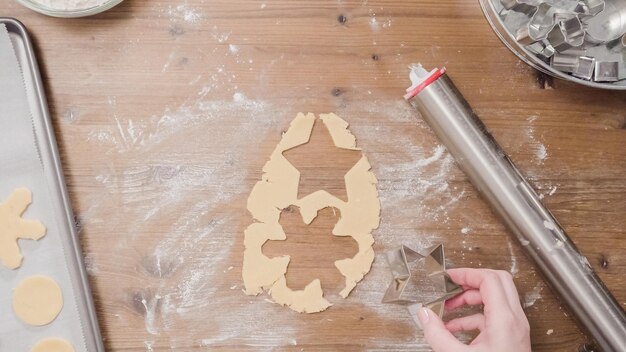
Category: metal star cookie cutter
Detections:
[{"x1": 382, "y1": 244, "x2": 463, "y2": 318}]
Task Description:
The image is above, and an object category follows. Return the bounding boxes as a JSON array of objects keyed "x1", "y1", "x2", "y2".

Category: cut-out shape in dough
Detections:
[
  {"x1": 0, "y1": 188, "x2": 46, "y2": 269},
  {"x1": 31, "y1": 338, "x2": 75, "y2": 352},
  {"x1": 282, "y1": 119, "x2": 362, "y2": 201},
  {"x1": 263, "y1": 206, "x2": 358, "y2": 292},
  {"x1": 243, "y1": 113, "x2": 380, "y2": 313},
  {"x1": 13, "y1": 275, "x2": 64, "y2": 326}
]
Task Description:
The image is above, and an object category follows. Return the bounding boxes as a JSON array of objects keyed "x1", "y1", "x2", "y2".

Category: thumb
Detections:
[{"x1": 417, "y1": 307, "x2": 467, "y2": 352}]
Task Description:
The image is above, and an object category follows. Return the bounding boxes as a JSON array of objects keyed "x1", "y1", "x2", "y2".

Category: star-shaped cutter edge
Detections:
[{"x1": 382, "y1": 244, "x2": 463, "y2": 318}]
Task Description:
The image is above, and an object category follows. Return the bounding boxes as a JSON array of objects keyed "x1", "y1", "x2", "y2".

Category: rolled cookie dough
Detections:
[
  {"x1": 243, "y1": 113, "x2": 380, "y2": 313},
  {"x1": 13, "y1": 275, "x2": 64, "y2": 326},
  {"x1": 0, "y1": 188, "x2": 46, "y2": 269},
  {"x1": 31, "y1": 338, "x2": 75, "y2": 352}
]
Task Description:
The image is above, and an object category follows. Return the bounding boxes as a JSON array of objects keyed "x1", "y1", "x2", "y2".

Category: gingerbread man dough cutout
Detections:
[{"x1": 0, "y1": 188, "x2": 46, "y2": 269}]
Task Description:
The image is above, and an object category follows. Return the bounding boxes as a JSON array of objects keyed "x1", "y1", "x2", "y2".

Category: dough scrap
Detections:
[
  {"x1": 0, "y1": 188, "x2": 46, "y2": 269},
  {"x1": 319, "y1": 113, "x2": 360, "y2": 150},
  {"x1": 13, "y1": 275, "x2": 64, "y2": 326},
  {"x1": 269, "y1": 277, "x2": 331, "y2": 313},
  {"x1": 243, "y1": 112, "x2": 380, "y2": 313},
  {"x1": 31, "y1": 338, "x2": 75, "y2": 352}
]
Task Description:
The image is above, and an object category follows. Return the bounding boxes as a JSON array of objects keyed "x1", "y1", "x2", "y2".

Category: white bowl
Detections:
[{"x1": 17, "y1": 0, "x2": 124, "y2": 18}]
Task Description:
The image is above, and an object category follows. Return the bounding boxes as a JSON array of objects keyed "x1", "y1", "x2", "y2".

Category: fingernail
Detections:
[{"x1": 417, "y1": 307, "x2": 429, "y2": 328}]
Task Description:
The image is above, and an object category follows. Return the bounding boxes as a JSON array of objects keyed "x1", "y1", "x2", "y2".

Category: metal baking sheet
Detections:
[{"x1": 0, "y1": 18, "x2": 103, "y2": 352}]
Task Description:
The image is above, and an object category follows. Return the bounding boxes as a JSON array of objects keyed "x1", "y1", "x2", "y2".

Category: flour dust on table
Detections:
[{"x1": 81, "y1": 82, "x2": 464, "y2": 347}]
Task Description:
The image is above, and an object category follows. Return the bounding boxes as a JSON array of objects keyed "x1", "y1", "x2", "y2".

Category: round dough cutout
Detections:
[
  {"x1": 13, "y1": 275, "x2": 63, "y2": 326},
  {"x1": 31, "y1": 338, "x2": 75, "y2": 352}
]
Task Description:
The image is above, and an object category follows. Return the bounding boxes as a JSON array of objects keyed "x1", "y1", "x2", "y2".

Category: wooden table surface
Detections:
[{"x1": 2, "y1": 0, "x2": 625, "y2": 351}]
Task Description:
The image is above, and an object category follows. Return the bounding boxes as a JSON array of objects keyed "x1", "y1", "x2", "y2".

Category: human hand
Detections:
[{"x1": 416, "y1": 268, "x2": 531, "y2": 352}]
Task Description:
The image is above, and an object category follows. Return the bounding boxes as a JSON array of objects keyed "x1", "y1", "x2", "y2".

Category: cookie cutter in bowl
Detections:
[{"x1": 480, "y1": 0, "x2": 626, "y2": 89}]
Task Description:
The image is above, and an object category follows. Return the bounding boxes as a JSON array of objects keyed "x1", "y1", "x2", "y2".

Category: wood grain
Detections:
[{"x1": 1, "y1": 0, "x2": 624, "y2": 351}]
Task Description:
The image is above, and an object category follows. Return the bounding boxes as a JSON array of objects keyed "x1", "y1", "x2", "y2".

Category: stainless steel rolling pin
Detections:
[{"x1": 404, "y1": 64, "x2": 626, "y2": 352}]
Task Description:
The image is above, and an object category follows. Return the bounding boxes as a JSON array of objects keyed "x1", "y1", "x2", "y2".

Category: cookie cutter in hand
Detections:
[{"x1": 382, "y1": 244, "x2": 463, "y2": 321}]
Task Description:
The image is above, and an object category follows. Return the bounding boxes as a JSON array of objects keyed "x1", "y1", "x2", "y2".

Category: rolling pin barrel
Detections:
[{"x1": 405, "y1": 64, "x2": 626, "y2": 352}]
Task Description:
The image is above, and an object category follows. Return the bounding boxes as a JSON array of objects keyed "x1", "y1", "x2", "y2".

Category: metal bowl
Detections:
[
  {"x1": 17, "y1": 0, "x2": 124, "y2": 18},
  {"x1": 479, "y1": 0, "x2": 626, "y2": 90}
]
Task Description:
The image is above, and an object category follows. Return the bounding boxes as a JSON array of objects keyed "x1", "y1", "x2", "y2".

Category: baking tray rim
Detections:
[{"x1": 0, "y1": 17, "x2": 104, "y2": 352}]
